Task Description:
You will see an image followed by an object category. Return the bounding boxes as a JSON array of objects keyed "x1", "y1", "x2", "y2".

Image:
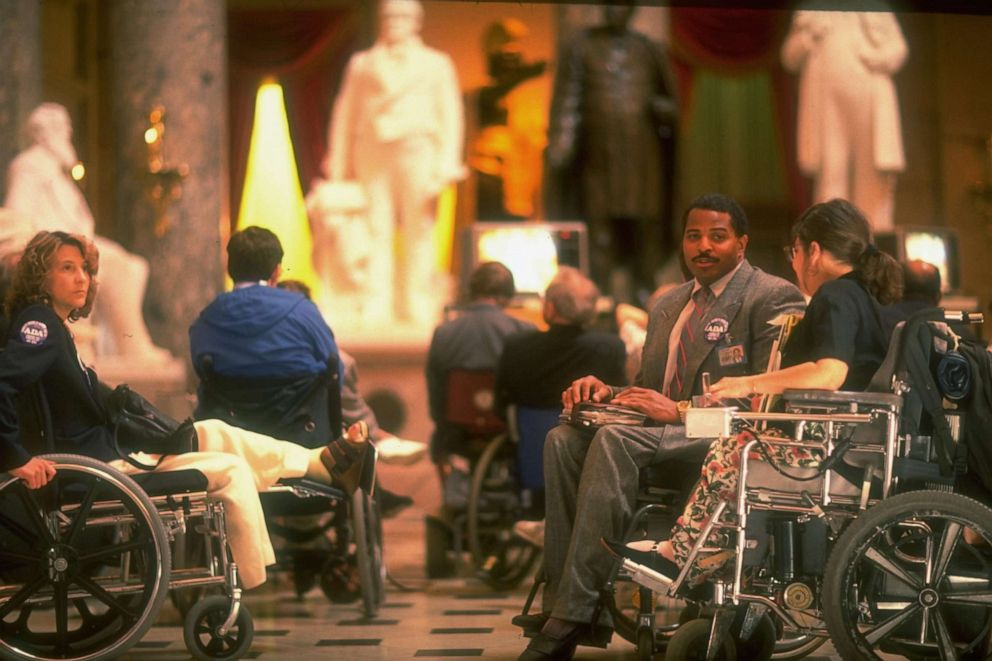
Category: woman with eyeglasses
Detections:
[
  {"x1": 0, "y1": 230, "x2": 370, "y2": 590},
  {"x1": 604, "y1": 198, "x2": 901, "y2": 581}
]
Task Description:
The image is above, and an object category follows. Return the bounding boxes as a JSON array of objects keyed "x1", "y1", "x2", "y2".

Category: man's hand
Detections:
[
  {"x1": 562, "y1": 375, "x2": 612, "y2": 409},
  {"x1": 10, "y1": 457, "x2": 56, "y2": 490},
  {"x1": 611, "y1": 387, "x2": 679, "y2": 424}
]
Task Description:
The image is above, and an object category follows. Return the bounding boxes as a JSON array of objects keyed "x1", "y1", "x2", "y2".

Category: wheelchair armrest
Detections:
[
  {"x1": 782, "y1": 389, "x2": 902, "y2": 411},
  {"x1": 132, "y1": 469, "x2": 209, "y2": 496}
]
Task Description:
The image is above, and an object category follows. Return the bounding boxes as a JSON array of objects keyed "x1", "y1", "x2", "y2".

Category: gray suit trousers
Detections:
[{"x1": 542, "y1": 423, "x2": 711, "y2": 625}]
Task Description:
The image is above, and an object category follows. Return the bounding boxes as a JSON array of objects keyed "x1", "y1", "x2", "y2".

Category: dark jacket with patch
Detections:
[{"x1": 0, "y1": 304, "x2": 114, "y2": 471}]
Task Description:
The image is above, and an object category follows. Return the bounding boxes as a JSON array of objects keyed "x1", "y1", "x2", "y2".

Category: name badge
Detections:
[
  {"x1": 704, "y1": 318, "x2": 729, "y2": 343},
  {"x1": 718, "y1": 343, "x2": 747, "y2": 367}
]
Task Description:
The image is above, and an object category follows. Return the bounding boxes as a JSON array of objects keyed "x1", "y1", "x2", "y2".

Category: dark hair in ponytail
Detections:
[{"x1": 791, "y1": 199, "x2": 903, "y2": 305}]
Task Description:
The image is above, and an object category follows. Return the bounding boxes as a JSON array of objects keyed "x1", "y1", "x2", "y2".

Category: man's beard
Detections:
[{"x1": 41, "y1": 137, "x2": 79, "y2": 171}]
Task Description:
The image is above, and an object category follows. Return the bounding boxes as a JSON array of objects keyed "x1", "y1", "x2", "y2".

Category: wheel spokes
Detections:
[
  {"x1": 64, "y1": 475, "x2": 100, "y2": 546},
  {"x1": 77, "y1": 532, "x2": 150, "y2": 563},
  {"x1": 73, "y1": 573, "x2": 140, "y2": 620},
  {"x1": 943, "y1": 589, "x2": 992, "y2": 606},
  {"x1": 930, "y1": 606, "x2": 960, "y2": 661},
  {"x1": 863, "y1": 602, "x2": 922, "y2": 646},
  {"x1": 0, "y1": 572, "x2": 48, "y2": 619},
  {"x1": 864, "y1": 545, "x2": 922, "y2": 590},
  {"x1": 930, "y1": 521, "x2": 963, "y2": 585}
]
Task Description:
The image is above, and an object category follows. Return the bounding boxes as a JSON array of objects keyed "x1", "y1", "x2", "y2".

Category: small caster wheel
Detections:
[
  {"x1": 320, "y1": 556, "x2": 361, "y2": 604},
  {"x1": 667, "y1": 618, "x2": 736, "y2": 661},
  {"x1": 183, "y1": 595, "x2": 254, "y2": 661},
  {"x1": 636, "y1": 625, "x2": 656, "y2": 660}
]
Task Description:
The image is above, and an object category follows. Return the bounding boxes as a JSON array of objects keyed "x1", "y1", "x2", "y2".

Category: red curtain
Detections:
[
  {"x1": 228, "y1": 8, "x2": 362, "y2": 225},
  {"x1": 670, "y1": 8, "x2": 810, "y2": 216}
]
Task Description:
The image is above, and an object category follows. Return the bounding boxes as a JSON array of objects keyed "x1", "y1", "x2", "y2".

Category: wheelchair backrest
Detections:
[
  {"x1": 442, "y1": 368, "x2": 505, "y2": 436},
  {"x1": 509, "y1": 405, "x2": 560, "y2": 490},
  {"x1": 194, "y1": 353, "x2": 343, "y2": 449}
]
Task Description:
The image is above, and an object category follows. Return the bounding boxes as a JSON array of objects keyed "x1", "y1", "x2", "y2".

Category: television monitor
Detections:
[
  {"x1": 464, "y1": 221, "x2": 589, "y2": 297},
  {"x1": 876, "y1": 226, "x2": 960, "y2": 294}
]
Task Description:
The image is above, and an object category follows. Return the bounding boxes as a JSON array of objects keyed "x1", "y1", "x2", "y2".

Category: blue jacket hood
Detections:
[{"x1": 196, "y1": 286, "x2": 308, "y2": 337}]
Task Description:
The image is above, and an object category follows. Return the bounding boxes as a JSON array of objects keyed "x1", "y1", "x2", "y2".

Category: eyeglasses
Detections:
[{"x1": 782, "y1": 246, "x2": 796, "y2": 262}]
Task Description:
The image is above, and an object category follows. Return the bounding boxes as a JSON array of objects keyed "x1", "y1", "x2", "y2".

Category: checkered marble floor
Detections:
[{"x1": 121, "y1": 463, "x2": 846, "y2": 660}]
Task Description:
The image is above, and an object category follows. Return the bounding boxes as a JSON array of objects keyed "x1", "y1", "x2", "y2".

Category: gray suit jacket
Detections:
[{"x1": 637, "y1": 259, "x2": 806, "y2": 403}]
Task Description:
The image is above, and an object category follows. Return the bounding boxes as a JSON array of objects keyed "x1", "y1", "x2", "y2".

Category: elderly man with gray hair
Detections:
[{"x1": 494, "y1": 266, "x2": 626, "y2": 417}]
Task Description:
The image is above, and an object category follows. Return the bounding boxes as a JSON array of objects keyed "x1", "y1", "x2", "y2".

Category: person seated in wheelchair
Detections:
[
  {"x1": 495, "y1": 266, "x2": 626, "y2": 522},
  {"x1": 604, "y1": 198, "x2": 902, "y2": 584},
  {"x1": 515, "y1": 193, "x2": 805, "y2": 661},
  {"x1": 0, "y1": 230, "x2": 371, "y2": 591},
  {"x1": 190, "y1": 226, "x2": 343, "y2": 445}
]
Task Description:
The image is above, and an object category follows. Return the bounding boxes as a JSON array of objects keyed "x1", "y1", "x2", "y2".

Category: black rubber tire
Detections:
[
  {"x1": 0, "y1": 454, "x2": 171, "y2": 661},
  {"x1": 734, "y1": 613, "x2": 777, "y2": 661},
  {"x1": 822, "y1": 490, "x2": 992, "y2": 660},
  {"x1": 183, "y1": 596, "x2": 254, "y2": 661},
  {"x1": 467, "y1": 433, "x2": 540, "y2": 590},
  {"x1": 352, "y1": 487, "x2": 385, "y2": 618},
  {"x1": 318, "y1": 556, "x2": 361, "y2": 604},
  {"x1": 771, "y1": 631, "x2": 827, "y2": 660},
  {"x1": 666, "y1": 618, "x2": 737, "y2": 661},
  {"x1": 636, "y1": 626, "x2": 656, "y2": 661}
]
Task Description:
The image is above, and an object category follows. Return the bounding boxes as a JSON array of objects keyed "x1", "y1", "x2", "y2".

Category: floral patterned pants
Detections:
[{"x1": 669, "y1": 429, "x2": 821, "y2": 579}]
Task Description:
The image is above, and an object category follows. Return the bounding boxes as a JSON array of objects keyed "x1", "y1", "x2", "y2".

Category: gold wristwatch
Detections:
[{"x1": 676, "y1": 399, "x2": 692, "y2": 424}]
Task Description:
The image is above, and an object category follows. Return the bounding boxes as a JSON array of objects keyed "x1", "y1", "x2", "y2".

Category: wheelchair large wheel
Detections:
[
  {"x1": 823, "y1": 490, "x2": 992, "y2": 660},
  {"x1": 0, "y1": 454, "x2": 170, "y2": 661},
  {"x1": 183, "y1": 595, "x2": 253, "y2": 661},
  {"x1": 467, "y1": 433, "x2": 540, "y2": 590},
  {"x1": 351, "y1": 487, "x2": 385, "y2": 618}
]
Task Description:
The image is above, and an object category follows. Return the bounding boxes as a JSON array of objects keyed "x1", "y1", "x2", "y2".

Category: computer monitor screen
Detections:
[
  {"x1": 876, "y1": 226, "x2": 960, "y2": 294},
  {"x1": 465, "y1": 222, "x2": 589, "y2": 296}
]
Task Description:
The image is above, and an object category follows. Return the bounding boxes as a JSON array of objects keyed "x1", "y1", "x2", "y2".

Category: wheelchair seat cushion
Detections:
[{"x1": 131, "y1": 469, "x2": 209, "y2": 496}]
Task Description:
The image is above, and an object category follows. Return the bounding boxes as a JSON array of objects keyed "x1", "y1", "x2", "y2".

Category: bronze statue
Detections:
[{"x1": 546, "y1": 5, "x2": 678, "y2": 303}]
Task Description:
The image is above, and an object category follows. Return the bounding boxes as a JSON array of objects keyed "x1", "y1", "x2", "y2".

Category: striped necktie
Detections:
[{"x1": 667, "y1": 286, "x2": 714, "y2": 400}]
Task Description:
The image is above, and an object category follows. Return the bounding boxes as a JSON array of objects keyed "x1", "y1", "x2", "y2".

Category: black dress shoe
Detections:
[
  {"x1": 511, "y1": 611, "x2": 549, "y2": 636},
  {"x1": 517, "y1": 630, "x2": 581, "y2": 660},
  {"x1": 600, "y1": 538, "x2": 679, "y2": 580}
]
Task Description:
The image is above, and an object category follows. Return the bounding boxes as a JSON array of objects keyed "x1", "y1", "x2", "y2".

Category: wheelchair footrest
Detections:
[{"x1": 274, "y1": 477, "x2": 347, "y2": 500}]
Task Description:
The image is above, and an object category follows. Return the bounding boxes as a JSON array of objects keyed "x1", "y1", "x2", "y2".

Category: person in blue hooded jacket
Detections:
[{"x1": 190, "y1": 226, "x2": 339, "y2": 383}]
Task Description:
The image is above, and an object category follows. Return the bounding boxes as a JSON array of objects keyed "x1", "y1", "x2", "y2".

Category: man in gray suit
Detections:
[{"x1": 516, "y1": 193, "x2": 806, "y2": 661}]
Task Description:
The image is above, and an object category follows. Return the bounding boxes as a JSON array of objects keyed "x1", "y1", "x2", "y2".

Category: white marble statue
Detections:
[
  {"x1": 317, "y1": 0, "x2": 465, "y2": 329},
  {"x1": 4, "y1": 103, "x2": 173, "y2": 363},
  {"x1": 782, "y1": 6, "x2": 907, "y2": 232}
]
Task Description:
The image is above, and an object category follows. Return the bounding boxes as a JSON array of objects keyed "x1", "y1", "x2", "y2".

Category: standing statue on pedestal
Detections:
[
  {"x1": 782, "y1": 6, "x2": 908, "y2": 232},
  {"x1": 322, "y1": 0, "x2": 465, "y2": 328},
  {"x1": 470, "y1": 19, "x2": 546, "y2": 221},
  {"x1": 4, "y1": 103, "x2": 173, "y2": 363},
  {"x1": 546, "y1": 4, "x2": 678, "y2": 304}
]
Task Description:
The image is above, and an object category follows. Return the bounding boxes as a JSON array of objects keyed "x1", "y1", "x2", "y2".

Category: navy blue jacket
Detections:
[
  {"x1": 0, "y1": 304, "x2": 115, "y2": 471},
  {"x1": 189, "y1": 284, "x2": 339, "y2": 379}
]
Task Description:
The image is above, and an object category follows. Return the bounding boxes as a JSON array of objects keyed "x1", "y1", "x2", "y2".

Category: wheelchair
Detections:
[
  {"x1": 0, "y1": 454, "x2": 260, "y2": 661},
  {"x1": 427, "y1": 369, "x2": 549, "y2": 589},
  {"x1": 193, "y1": 354, "x2": 385, "y2": 617},
  {"x1": 608, "y1": 310, "x2": 992, "y2": 660}
]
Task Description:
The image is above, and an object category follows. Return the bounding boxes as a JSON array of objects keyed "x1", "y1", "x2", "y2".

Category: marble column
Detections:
[
  {"x1": 0, "y1": 0, "x2": 41, "y2": 198},
  {"x1": 107, "y1": 0, "x2": 227, "y2": 361}
]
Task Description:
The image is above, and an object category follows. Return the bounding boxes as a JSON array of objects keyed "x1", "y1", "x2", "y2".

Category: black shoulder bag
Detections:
[{"x1": 107, "y1": 384, "x2": 197, "y2": 470}]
